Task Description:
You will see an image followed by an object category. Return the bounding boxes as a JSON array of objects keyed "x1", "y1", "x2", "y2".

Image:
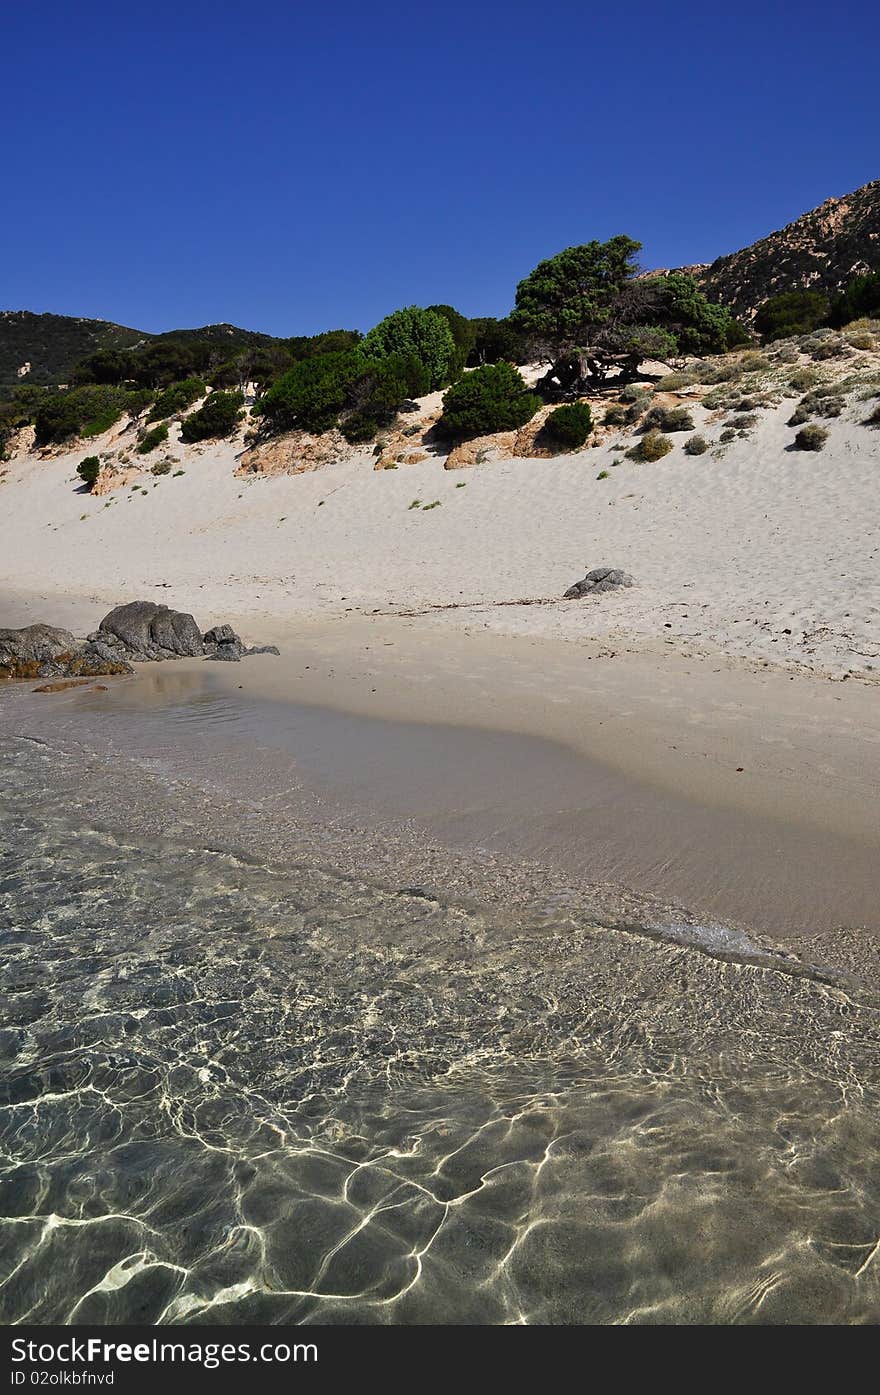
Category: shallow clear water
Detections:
[{"x1": 2, "y1": 731, "x2": 880, "y2": 1324}]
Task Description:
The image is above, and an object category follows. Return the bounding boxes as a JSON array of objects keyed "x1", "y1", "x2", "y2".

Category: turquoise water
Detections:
[{"x1": 2, "y1": 729, "x2": 880, "y2": 1324}]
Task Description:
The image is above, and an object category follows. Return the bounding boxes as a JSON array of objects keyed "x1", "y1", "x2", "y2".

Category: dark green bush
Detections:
[
  {"x1": 256, "y1": 352, "x2": 362, "y2": 434},
  {"x1": 544, "y1": 402, "x2": 593, "y2": 449},
  {"x1": 754, "y1": 290, "x2": 830, "y2": 341},
  {"x1": 137, "y1": 423, "x2": 169, "y2": 454},
  {"x1": 33, "y1": 386, "x2": 148, "y2": 446},
  {"x1": 147, "y1": 378, "x2": 205, "y2": 422},
  {"x1": 829, "y1": 271, "x2": 880, "y2": 328},
  {"x1": 603, "y1": 404, "x2": 628, "y2": 426},
  {"x1": 76, "y1": 455, "x2": 101, "y2": 488},
  {"x1": 179, "y1": 391, "x2": 244, "y2": 443},
  {"x1": 438, "y1": 364, "x2": 539, "y2": 438}
]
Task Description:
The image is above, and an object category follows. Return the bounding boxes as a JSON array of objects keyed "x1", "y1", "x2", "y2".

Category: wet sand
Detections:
[{"x1": 7, "y1": 610, "x2": 880, "y2": 945}]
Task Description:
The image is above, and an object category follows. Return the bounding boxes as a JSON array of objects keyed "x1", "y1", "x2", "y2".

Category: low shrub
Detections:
[
  {"x1": 151, "y1": 459, "x2": 173, "y2": 476},
  {"x1": 76, "y1": 455, "x2": 101, "y2": 488},
  {"x1": 654, "y1": 372, "x2": 695, "y2": 391},
  {"x1": 618, "y1": 384, "x2": 652, "y2": 404},
  {"x1": 603, "y1": 404, "x2": 628, "y2": 426},
  {"x1": 179, "y1": 390, "x2": 244, "y2": 443},
  {"x1": 793, "y1": 424, "x2": 828, "y2": 450},
  {"x1": 544, "y1": 402, "x2": 593, "y2": 449},
  {"x1": 810, "y1": 337, "x2": 847, "y2": 361},
  {"x1": 719, "y1": 428, "x2": 736, "y2": 443},
  {"x1": 627, "y1": 430, "x2": 672, "y2": 462},
  {"x1": 684, "y1": 434, "x2": 709, "y2": 455},
  {"x1": 864, "y1": 403, "x2": 880, "y2": 426},
  {"x1": 137, "y1": 423, "x2": 169, "y2": 454},
  {"x1": 787, "y1": 367, "x2": 820, "y2": 393},
  {"x1": 438, "y1": 363, "x2": 538, "y2": 438},
  {"x1": 640, "y1": 405, "x2": 694, "y2": 433}
]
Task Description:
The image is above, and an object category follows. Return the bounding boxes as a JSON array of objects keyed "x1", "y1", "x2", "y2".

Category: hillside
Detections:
[
  {"x1": 0, "y1": 311, "x2": 147, "y2": 391},
  {"x1": 697, "y1": 180, "x2": 880, "y2": 319},
  {"x1": 0, "y1": 312, "x2": 278, "y2": 397}
]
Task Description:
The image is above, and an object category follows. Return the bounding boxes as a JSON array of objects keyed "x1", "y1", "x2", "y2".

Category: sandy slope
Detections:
[{"x1": 1, "y1": 376, "x2": 879, "y2": 679}]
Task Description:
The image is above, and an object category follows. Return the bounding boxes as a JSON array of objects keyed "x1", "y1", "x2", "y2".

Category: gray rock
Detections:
[
  {"x1": 0, "y1": 624, "x2": 78, "y2": 668},
  {"x1": 99, "y1": 602, "x2": 204, "y2": 659},
  {"x1": 0, "y1": 624, "x2": 133, "y2": 679},
  {"x1": 203, "y1": 625, "x2": 236, "y2": 645},
  {"x1": 564, "y1": 567, "x2": 634, "y2": 599},
  {"x1": 203, "y1": 624, "x2": 280, "y2": 663}
]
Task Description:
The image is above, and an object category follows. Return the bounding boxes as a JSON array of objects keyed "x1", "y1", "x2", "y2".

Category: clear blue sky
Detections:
[{"x1": 2, "y1": 1, "x2": 877, "y2": 337}]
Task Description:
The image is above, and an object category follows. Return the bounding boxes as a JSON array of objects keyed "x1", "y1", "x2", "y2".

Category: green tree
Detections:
[
  {"x1": 359, "y1": 307, "x2": 456, "y2": 390},
  {"x1": 651, "y1": 273, "x2": 743, "y2": 355},
  {"x1": 467, "y1": 316, "x2": 528, "y2": 366},
  {"x1": 511, "y1": 243, "x2": 740, "y2": 392},
  {"x1": 426, "y1": 304, "x2": 476, "y2": 379},
  {"x1": 510, "y1": 236, "x2": 642, "y2": 388}
]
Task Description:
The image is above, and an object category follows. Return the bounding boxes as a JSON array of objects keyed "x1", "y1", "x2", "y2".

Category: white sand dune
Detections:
[{"x1": 1, "y1": 377, "x2": 879, "y2": 680}]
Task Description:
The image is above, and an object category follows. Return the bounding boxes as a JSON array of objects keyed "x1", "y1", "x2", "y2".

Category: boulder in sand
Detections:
[
  {"x1": 97, "y1": 602, "x2": 204, "y2": 660},
  {"x1": 564, "y1": 567, "x2": 634, "y2": 599}
]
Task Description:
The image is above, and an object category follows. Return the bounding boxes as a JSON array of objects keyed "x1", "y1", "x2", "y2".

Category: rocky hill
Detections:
[{"x1": 697, "y1": 180, "x2": 880, "y2": 319}]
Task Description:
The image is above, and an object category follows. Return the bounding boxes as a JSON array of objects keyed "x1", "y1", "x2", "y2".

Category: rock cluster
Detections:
[
  {"x1": 563, "y1": 567, "x2": 635, "y2": 599},
  {"x1": 1, "y1": 603, "x2": 279, "y2": 680},
  {"x1": 92, "y1": 603, "x2": 279, "y2": 664}
]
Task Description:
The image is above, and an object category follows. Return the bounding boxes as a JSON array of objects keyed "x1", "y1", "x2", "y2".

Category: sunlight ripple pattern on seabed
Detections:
[{"x1": 2, "y1": 737, "x2": 880, "y2": 1324}]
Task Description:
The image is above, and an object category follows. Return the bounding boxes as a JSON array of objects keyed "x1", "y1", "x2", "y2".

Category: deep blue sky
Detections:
[{"x1": 2, "y1": 1, "x2": 877, "y2": 337}]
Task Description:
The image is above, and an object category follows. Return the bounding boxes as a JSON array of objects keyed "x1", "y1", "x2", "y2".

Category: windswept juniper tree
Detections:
[{"x1": 510, "y1": 236, "x2": 741, "y2": 395}]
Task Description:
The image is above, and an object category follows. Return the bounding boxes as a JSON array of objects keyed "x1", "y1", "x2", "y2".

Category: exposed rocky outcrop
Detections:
[
  {"x1": 443, "y1": 432, "x2": 516, "y2": 470},
  {"x1": 236, "y1": 429, "x2": 357, "y2": 477},
  {"x1": 564, "y1": 567, "x2": 634, "y2": 599},
  {"x1": 693, "y1": 180, "x2": 880, "y2": 320},
  {"x1": 0, "y1": 623, "x2": 133, "y2": 680}
]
